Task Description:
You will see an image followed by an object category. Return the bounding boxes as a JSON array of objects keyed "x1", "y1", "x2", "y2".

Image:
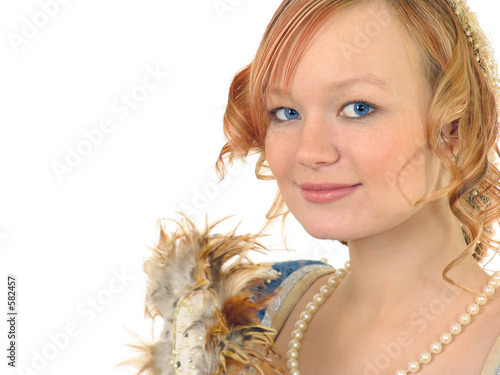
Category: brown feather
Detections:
[{"x1": 123, "y1": 214, "x2": 285, "y2": 375}]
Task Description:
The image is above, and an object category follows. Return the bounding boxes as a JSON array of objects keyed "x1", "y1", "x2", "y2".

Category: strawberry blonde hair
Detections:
[{"x1": 216, "y1": 0, "x2": 500, "y2": 280}]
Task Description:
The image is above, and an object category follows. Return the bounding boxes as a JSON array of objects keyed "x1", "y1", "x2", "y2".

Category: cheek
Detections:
[
  {"x1": 361, "y1": 131, "x2": 430, "y2": 187},
  {"x1": 264, "y1": 131, "x2": 293, "y2": 180},
  {"x1": 371, "y1": 140, "x2": 439, "y2": 205}
]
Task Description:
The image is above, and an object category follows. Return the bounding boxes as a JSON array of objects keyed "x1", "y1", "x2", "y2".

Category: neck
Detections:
[{"x1": 341, "y1": 198, "x2": 487, "y2": 318}]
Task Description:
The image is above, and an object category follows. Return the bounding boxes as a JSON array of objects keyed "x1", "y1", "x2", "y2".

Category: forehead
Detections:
[{"x1": 268, "y1": 1, "x2": 425, "y2": 95}]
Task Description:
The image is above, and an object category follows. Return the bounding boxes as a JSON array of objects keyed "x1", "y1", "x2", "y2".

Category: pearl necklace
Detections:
[{"x1": 286, "y1": 261, "x2": 500, "y2": 375}]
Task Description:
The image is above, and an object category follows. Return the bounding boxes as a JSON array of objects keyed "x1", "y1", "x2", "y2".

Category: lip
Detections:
[{"x1": 300, "y1": 183, "x2": 361, "y2": 203}]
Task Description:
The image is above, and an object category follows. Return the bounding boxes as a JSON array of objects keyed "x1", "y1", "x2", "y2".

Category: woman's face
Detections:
[{"x1": 264, "y1": 2, "x2": 447, "y2": 241}]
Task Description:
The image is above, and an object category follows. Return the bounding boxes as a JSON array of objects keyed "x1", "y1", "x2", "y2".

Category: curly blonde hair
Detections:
[{"x1": 216, "y1": 0, "x2": 500, "y2": 280}]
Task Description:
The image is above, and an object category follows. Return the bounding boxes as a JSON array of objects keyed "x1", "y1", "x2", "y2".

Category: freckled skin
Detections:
[
  {"x1": 265, "y1": 2, "x2": 439, "y2": 242},
  {"x1": 265, "y1": 2, "x2": 500, "y2": 374}
]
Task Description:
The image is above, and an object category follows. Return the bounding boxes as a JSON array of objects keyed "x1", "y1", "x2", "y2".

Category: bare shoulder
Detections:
[
  {"x1": 482, "y1": 289, "x2": 500, "y2": 335},
  {"x1": 476, "y1": 289, "x2": 500, "y2": 373},
  {"x1": 481, "y1": 272, "x2": 500, "y2": 330}
]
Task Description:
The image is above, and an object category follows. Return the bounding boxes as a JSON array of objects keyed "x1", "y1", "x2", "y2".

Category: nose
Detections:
[{"x1": 296, "y1": 116, "x2": 340, "y2": 169}]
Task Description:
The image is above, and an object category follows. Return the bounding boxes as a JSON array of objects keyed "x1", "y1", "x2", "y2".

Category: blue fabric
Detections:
[{"x1": 255, "y1": 260, "x2": 327, "y2": 322}]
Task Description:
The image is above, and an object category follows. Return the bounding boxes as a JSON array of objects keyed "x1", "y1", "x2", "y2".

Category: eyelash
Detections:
[
  {"x1": 267, "y1": 99, "x2": 378, "y2": 123},
  {"x1": 341, "y1": 99, "x2": 378, "y2": 120},
  {"x1": 268, "y1": 107, "x2": 299, "y2": 122}
]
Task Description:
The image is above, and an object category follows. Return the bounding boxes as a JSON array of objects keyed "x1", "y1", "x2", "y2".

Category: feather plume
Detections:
[{"x1": 126, "y1": 215, "x2": 285, "y2": 375}]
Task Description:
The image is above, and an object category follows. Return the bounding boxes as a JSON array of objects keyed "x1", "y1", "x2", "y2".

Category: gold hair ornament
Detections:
[{"x1": 445, "y1": 0, "x2": 500, "y2": 100}]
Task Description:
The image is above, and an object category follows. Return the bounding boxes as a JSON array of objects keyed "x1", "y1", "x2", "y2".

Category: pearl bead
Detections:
[
  {"x1": 287, "y1": 359, "x2": 299, "y2": 369},
  {"x1": 476, "y1": 294, "x2": 488, "y2": 305},
  {"x1": 289, "y1": 369, "x2": 300, "y2": 375},
  {"x1": 468, "y1": 303, "x2": 480, "y2": 315},
  {"x1": 306, "y1": 302, "x2": 318, "y2": 314},
  {"x1": 287, "y1": 349, "x2": 298, "y2": 359},
  {"x1": 336, "y1": 268, "x2": 347, "y2": 279},
  {"x1": 344, "y1": 261, "x2": 351, "y2": 270},
  {"x1": 459, "y1": 313, "x2": 471, "y2": 325},
  {"x1": 450, "y1": 323, "x2": 462, "y2": 335},
  {"x1": 483, "y1": 285, "x2": 495, "y2": 296},
  {"x1": 289, "y1": 339, "x2": 301, "y2": 350},
  {"x1": 489, "y1": 278, "x2": 500, "y2": 289},
  {"x1": 328, "y1": 276, "x2": 340, "y2": 288},
  {"x1": 291, "y1": 329, "x2": 304, "y2": 341},
  {"x1": 408, "y1": 361, "x2": 420, "y2": 372},
  {"x1": 492, "y1": 272, "x2": 500, "y2": 282},
  {"x1": 320, "y1": 285, "x2": 333, "y2": 296},
  {"x1": 320, "y1": 257, "x2": 328, "y2": 264},
  {"x1": 395, "y1": 370, "x2": 406, "y2": 375},
  {"x1": 440, "y1": 332, "x2": 452, "y2": 344},
  {"x1": 430, "y1": 342, "x2": 442, "y2": 354},
  {"x1": 313, "y1": 293, "x2": 325, "y2": 305},
  {"x1": 300, "y1": 311, "x2": 312, "y2": 323},
  {"x1": 419, "y1": 352, "x2": 432, "y2": 364},
  {"x1": 295, "y1": 320, "x2": 307, "y2": 332}
]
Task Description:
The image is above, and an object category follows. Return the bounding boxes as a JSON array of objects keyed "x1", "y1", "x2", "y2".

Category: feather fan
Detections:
[{"x1": 125, "y1": 215, "x2": 285, "y2": 375}]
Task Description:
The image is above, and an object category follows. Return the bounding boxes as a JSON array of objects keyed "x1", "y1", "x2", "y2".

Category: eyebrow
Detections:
[{"x1": 269, "y1": 74, "x2": 390, "y2": 97}]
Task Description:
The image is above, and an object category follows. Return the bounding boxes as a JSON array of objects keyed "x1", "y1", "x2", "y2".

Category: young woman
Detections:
[{"x1": 135, "y1": 0, "x2": 500, "y2": 374}]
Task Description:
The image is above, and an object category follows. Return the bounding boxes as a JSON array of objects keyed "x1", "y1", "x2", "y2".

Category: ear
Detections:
[{"x1": 440, "y1": 120, "x2": 459, "y2": 159}]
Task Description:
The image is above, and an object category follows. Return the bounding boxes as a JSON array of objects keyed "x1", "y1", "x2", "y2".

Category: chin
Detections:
[{"x1": 299, "y1": 218, "x2": 354, "y2": 242}]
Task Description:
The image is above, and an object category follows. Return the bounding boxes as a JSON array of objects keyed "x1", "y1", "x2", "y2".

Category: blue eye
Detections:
[
  {"x1": 271, "y1": 107, "x2": 301, "y2": 121},
  {"x1": 341, "y1": 102, "x2": 375, "y2": 118}
]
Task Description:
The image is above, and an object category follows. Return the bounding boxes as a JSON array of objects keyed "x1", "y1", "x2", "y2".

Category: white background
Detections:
[{"x1": 1, "y1": 1, "x2": 499, "y2": 374}]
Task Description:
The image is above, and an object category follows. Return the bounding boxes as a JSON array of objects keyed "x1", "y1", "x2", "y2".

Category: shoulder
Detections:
[
  {"x1": 256, "y1": 260, "x2": 335, "y2": 331},
  {"x1": 481, "y1": 294, "x2": 500, "y2": 374}
]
